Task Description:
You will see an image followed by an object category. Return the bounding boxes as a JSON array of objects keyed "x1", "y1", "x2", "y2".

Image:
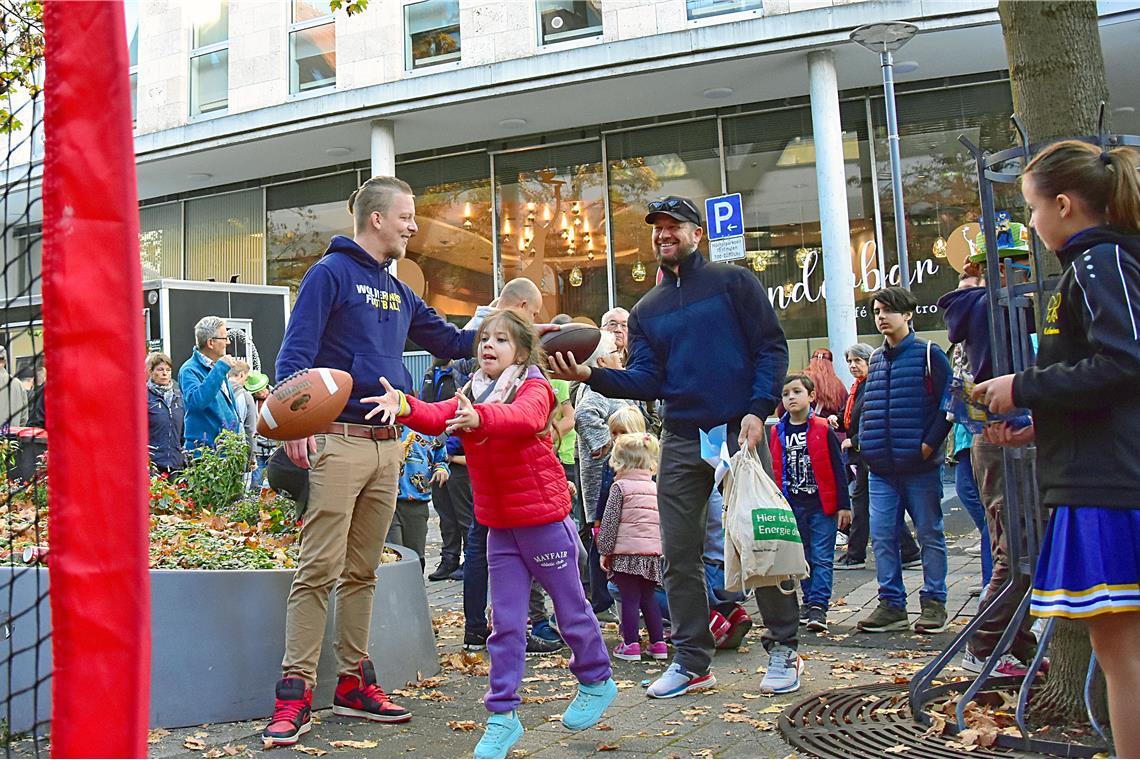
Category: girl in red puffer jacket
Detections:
[{"x1": 364, "y1": 309, "x2": 615, "y2": 758}]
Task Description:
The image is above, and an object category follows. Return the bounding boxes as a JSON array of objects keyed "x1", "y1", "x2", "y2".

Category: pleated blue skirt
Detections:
[{"x1": 1031, "y1": 506, "x2": 1140, "y2": 619}]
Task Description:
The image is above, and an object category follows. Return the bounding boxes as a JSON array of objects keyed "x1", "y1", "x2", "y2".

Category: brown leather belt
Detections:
[{"x1": 319, "y1": 422, "x2": 399, "y2": 441}]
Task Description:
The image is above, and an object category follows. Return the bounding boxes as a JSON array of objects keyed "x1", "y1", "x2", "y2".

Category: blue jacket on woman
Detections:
[
  {"x1": 860, "y1": 331, "x2": 952, "y2": 476},
  {"x1": 147, "y1": 384, "x2": 186, "y2": 471}
]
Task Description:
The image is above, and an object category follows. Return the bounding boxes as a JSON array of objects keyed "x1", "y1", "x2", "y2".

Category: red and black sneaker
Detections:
[
  {"x1": 262, "y1": 677, "x2": 312, "y2": 746},
  {"x1": 717, "y1": 604, "x2": 754, "y2": 650},
  {"x1": 333, "y1": 658, "x2": 411, "y2": 724}
]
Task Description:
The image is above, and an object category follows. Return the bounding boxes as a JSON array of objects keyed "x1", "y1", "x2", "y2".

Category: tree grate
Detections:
[{"x1": 777, "y1": 682, "x2": 1021, "y2": 759}]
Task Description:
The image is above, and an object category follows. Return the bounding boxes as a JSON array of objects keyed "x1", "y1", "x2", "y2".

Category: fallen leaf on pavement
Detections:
[
  {"x1": 291, "y1": 746, "x2": 328, "y2": 756},
  {"x1": 329, "y1": 740, "x2": 379, "y2": 749},
  {"x1": 691, "y1": 750, "x2": 715, "y2": 758},
  {"x1": 657, "y1": 729, "x2": 676, "y2": 736},
  {"x1": 760, "y1": 705, "x2": 786, "y2": 714},
  {"x1": 741, "y1": 693, "x2": 762, "y2": 699},
  {"x1": 205, "y1": 750, "x2": 225, "y2": 759},
  {"x1": 184, "y1": 738, "x2": 206, "y2": 751},
  {"x1": 596, "y1": 742, "x2": 620, "y2": 751},
  {"x1": 223, "y1": 745, "x2": 245, "y2": 756},
  {"x1": 147, "y1": 729, "x2": 170, "y2": 744},
  {"x1": 884, "y1": 745, "x2": 910, "y2": 754},
  {"x1": 447, "y1": 721, "x2": 479, "y2": 731},
  {"x1": 595, "y1": 723, "x2": 613, "y2": 731}
]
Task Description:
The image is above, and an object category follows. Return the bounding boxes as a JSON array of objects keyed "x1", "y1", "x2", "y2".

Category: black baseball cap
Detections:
[{"x1": 644, "y1": 196, "x2": 702, "y2": 226}]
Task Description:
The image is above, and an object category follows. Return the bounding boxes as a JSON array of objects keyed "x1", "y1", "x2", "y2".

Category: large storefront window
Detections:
[
  {"x1": 140, "y1": 202, "x2": 184, "y2": 278},
  {"x1": 724, "y1": 101, "x2": 877, "y2": 368},
  {"x1": 185, "y1": 189, "x2": 265, "y2": 284},
  {"x1": 400, "y1": 153, "x2": 494, "y2": 323},
  {"x1": 873, "y1": 81, "x2": 1018, "y2": 333},
  {"x1": 494, "y1": 142, "x2": 607, "y2": 323},
  {"x1": 606, "y1": 120, "x2": 721, "y2": 308},
  {"x1": 266, "y1": 172, "x2": 357, "y2": 297}
]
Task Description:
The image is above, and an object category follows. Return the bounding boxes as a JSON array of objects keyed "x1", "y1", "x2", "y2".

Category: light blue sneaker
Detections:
[
  {"x1": 759, "y1": 645, "x2": 804, "y2": 694},
  {"x1": 561, "y1": 678, "x2": 617, "y2": 730},
  {"x1": 473, "y1": 711, "x2": 524, "y2": 759},
  {"x1": 646, "y1": 662, "x2": 716, "y2": 699}
]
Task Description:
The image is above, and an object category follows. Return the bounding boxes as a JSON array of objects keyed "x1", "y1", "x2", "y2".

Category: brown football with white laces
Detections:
[{"x1": 257, "y1": 368, "x2": 353, "y2": 441}]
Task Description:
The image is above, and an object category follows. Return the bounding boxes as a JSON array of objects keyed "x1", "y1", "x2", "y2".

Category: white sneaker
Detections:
[
  {"x1": 835, "y1": 532, "x2": 849, "y2": 549},
  {"x1": 759, "y1": 645, "x2": 804, "y2": 694}
]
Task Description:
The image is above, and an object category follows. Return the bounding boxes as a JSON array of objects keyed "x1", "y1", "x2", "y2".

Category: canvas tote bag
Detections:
[{"x1": 722, "y1": 447, "x2": 809, "y2": 592}]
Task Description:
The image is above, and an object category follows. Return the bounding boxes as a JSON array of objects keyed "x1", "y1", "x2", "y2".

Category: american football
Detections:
[
  {"x1": 541, "y1": 323, "x2": 602, "y2": 365},
  {"x1": 256, "y1": 368, "x2": 353, "y2": 441}
]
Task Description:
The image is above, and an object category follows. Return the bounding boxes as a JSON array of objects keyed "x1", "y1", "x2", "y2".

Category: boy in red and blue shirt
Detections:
[{"x1": 770, "y1": 374, "x2": 852, "y2": 634}]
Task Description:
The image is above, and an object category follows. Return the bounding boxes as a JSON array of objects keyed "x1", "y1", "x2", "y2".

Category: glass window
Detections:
[
  {"x1": 873, "y1": 81, "x2": 1018, "y2": 333},
  {"x1": 191, "y1": 0, "x2": 228, "y2": 116},
  {"x1": 191, "y1": 50, "x2": 228, "y2": 115},
  {"x1": 405, "y1": 0, "x2": 461, "y2": 71},
  {"x1": 140, "y1": 203, "x2": 184, "y2": 278},
  {"x1": 293, "y1": 0, "x2": 334, "y2": 22},
  {"x1": 724, "y1": 102, "x2": 877, "y2": 368},
  {"x1": 192, "y1": 0, "x2": 229, "y2": 49},
  {"x1": 686, "y1": 0, "x2": 762, "y2": 21},
  {"x1": 290, "y1": 24, "x2": 336, "y2": 93},
  {"x1": 537, "y1": 1, "x2": 601, "y2": 46},
  {"x1": 129, "y1": 72, "x2": 138, "y2": 125},
  {"x1": 400, "y1": 154, "x2": 495, "y2": 324},
  {"x1": 266, "y1": 172, "x2": 357, "y2": 296},
  {"x1": 124, "y1": 0, "x2": 139, "y2": 66},
  {"x1": 125, "y1": 0, "x2": 139, "y2": 124},
  {"x1": 606, "y1": 120, "x2": 722, "y2": 308},
  {"x1": 184, "y1": 190, "x2": 265, "y2": 284},
  {"x1": 494, "y1": 142, "x2": 607, "y2": 323}
]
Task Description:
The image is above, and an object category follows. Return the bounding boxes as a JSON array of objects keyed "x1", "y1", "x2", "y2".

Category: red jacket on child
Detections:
[
  {"x1": 400, "y1": 376, "x2": 571, "y2": 529},
  {"x1": 769, "y1": 415, "x2": 842, "y2": 516}
]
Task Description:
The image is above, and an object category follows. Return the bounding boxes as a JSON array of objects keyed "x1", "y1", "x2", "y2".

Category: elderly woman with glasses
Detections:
[{"x1": 828, "y1": 342, "x2": 921, "y2": 571}]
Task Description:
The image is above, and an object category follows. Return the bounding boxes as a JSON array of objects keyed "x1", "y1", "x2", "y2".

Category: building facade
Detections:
[{"x1": 5, "y1": 0, "x2": 1140, "y2": 370}]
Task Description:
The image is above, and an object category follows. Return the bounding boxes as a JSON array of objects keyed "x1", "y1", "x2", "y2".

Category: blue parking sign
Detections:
[{"x1": 704, "y1": 193, "x2": 743, "y2": 240}]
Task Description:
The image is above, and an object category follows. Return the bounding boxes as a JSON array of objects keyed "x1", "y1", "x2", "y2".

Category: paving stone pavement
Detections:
[{"x1": 137, "y1": 496, "x2": 991, "y2": 759}]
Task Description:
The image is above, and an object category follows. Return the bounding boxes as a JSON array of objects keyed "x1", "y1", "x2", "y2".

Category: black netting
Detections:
[{"x1": 1, "y1": 1, "x2": 48, "y2": 755}]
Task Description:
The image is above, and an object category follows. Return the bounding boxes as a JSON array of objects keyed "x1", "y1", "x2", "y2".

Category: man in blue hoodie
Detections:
[
  {"x1": 263, "y1": 176, "x2": 480, "y2": 746},
  {"x1": 550, "y1": 196, "x2": 797, "y2": 698}
]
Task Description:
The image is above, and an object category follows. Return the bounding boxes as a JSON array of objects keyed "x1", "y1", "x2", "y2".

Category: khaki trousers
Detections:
[{"x1": 281, "y1": 434, "x2": 402, "y2": 686}]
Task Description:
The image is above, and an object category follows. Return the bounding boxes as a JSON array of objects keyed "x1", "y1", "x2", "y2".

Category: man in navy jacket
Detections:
[
  {"x1": 551, "y1": 196, "x2": 799, "y2": 697},
  {"x1": 857, "y1": 286, "x2": 953, "y2": 635},
  {"x1": 263, "y1": 177, "x2": 479, "y2": 746}
]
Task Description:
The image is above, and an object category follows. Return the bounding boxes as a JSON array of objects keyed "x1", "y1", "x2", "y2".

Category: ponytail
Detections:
[
  {"x1": 1103, "y1": 148, "x2": 1140, "y2": 231},
  {"x1": 1024, "y1": 140, "x2": 1140, "y2": 233}
]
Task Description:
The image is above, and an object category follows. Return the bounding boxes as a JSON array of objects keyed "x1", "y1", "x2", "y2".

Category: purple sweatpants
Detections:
[
  {"x1": 484, "y1": 517, "x2": 612, "y2": 714},
  {"x1": 611, "y1": 571, "x2": 665, "y2": 646}
]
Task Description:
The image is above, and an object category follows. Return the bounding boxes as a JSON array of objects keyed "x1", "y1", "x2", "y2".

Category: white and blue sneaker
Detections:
[
  {"x1": 645, "y1": 662, "x2": 717, "y2": 699},
  {"x1": 561, "y1": 678, "x2": 617, "y2": 730},
  {"x1": 760, "y1": 645, "x2": 804, "y2": 694},
  {"x1": 473, "y1": 711, "x2": 524, "y2": 759}
]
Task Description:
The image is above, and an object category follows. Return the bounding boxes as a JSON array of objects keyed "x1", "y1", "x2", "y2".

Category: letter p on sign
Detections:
[{"x1": 703, "y1": 193, "x2": 743, "y2": 240}]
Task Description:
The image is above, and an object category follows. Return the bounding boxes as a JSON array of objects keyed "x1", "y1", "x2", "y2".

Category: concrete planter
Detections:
[{"x1": 2, "y1": 544, "x2": 437, "y2": 732}]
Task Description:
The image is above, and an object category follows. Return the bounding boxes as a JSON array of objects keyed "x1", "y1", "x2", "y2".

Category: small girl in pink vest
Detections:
[{"x1": 596, "y1": 432, "x2": 667, "y2": 661}]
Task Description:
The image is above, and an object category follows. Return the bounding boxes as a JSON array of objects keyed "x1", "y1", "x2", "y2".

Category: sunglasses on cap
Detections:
[{"x1": 647, "y1": 198, "x2": 699, "y2": 216}]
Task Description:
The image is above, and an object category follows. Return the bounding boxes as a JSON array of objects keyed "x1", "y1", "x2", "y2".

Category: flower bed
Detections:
[{"x1": 1, "y1": 432, "x2": 437, "y2": 731}]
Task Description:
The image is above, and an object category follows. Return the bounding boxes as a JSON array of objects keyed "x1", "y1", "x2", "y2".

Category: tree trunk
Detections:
[
  {"x1": 998, "y1": 0, "x2": 1110, "y2": 142},
  {"x1": 997, "y1": 0, "x2": 1111, "y2": 733}
]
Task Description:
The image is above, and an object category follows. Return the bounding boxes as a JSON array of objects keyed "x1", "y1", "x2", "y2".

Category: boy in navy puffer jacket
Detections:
[{"x1": 857, "y1": 287, "x2": 952, "y2": 636}]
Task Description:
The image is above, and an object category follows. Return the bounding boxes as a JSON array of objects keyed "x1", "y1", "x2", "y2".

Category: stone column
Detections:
[
  {"x1": 808, "y1": 49, "x2": 857, "y2": 384},
  {"x1": 370, "y1": 119, "x2": 395, "y2": 176}
]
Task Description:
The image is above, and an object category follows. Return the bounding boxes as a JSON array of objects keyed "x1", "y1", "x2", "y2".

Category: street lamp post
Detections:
[{"x1": 851, "y1": 21, "x2": 918, "y2": 291}]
